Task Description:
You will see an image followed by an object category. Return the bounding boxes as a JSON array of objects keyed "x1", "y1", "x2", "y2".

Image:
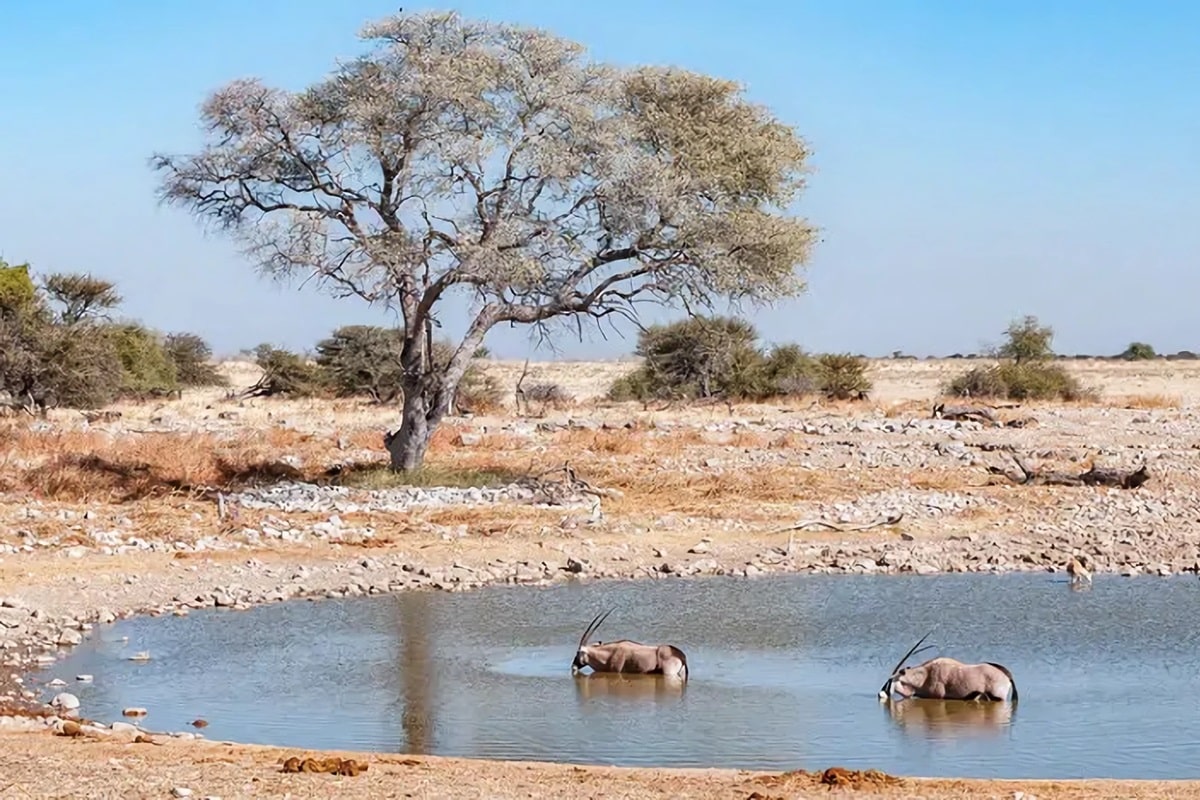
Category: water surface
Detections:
[{"x1": 41, "y1": 573, "x2": 1200, "y2": 779}]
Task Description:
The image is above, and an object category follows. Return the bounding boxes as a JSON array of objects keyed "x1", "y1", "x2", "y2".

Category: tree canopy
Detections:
[{"x1": 150, "y1": 10, "x2": 818, "y2": 470}]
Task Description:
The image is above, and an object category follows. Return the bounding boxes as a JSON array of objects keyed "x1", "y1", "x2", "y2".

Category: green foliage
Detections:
[
  {"x1": 107, "y1": 323, "x2": 179, "y2": 396},
  {"x1": 762, "y1": 344, "x2": 820, "y2": 396},
  {"x1": 164, "y1": 332, "x2": 227, "y2": 387},
  {"x1": 314, "y1": 325, "x2": 406, "y2": 401},
  {"x1": 814, "y1": 353, "x2": 872, "y2": 399},
  {"x1": 247, "y1": 344, "x2": 331, "y2": 397},
  {"x1": 996, "y1": 315, "x2": 1054, "y2": 364},
  {"x1": 606, "y1": 317, "x2": 872, "y2": 403},
  {"x1": 950, "y1": 313, "x2": 1093, "y2": 401},
  {"x1": 0, "y1": 260, "x2": 39, "y2": 315},
  {"x1": 947, "y1": 362, "x2": 1091, "y2": 401},
  {"x1": 1119, "y1": 341, "x2": 1156, "y2": 361},
  {"x1": 610, "y1": 316, "x2": 770, "y2": 401}
]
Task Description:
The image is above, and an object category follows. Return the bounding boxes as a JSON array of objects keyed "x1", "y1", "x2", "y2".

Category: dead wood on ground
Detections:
[{"x1": 986, "y1": 453, "x2": 1151, "y2": 489}]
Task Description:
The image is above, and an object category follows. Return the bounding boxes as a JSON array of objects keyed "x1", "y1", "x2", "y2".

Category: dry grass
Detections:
[{"x1": 1110, "y1": 393, "x2": 1183, "y2": 409}]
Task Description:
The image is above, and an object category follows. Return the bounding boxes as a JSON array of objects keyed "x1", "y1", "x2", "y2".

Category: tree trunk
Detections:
[{"x1": 385, "y1": 384, "x2": 442, "y2": 472}]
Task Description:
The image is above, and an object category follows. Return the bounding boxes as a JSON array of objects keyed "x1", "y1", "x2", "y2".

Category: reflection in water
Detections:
[
  {"x1": 883, "y1": 698, "x2": 1016, "y2": 739},
  {"x1": 573, "y1": 673, "x2": 687, "y2": 707},
  {"x1": 43, "y1": 572, "x2": 1200, "y2": 779},
  {"x1": 400, "y1": 592, "x2": 435, "y2": 753}
]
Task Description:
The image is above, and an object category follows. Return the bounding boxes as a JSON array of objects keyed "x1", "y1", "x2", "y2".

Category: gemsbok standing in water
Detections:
[
  {"x1": 1067, "y1": 555, "x2": 1092, "y2": 587},
  {"x1": 878, "y1": 633, "x2": 1018, "y2": 703},
  {"x1": 570, "y1": 609, "x2": 689, "y2": 680}
]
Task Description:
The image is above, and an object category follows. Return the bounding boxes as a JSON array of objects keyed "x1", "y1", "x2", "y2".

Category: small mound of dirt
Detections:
[
  {"x1": 820, "y1": 766, "x2": 901, "y2": 789},
  {"x1": 749, "y1": 766, "x2": 902, "y2": 792},
  {"x1": 280, "y1": 756, "x2": 369, "y2": 777}
]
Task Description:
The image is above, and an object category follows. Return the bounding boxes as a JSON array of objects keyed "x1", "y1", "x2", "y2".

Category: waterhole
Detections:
[{"x1": 39, "y1": 572, "x2": 1200, "y2": 779}]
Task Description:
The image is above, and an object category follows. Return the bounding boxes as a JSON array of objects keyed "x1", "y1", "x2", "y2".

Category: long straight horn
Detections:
[
  {"x1": 577, "y1": 608, "x2": 613, "y2": 651},
  {"x1": 879, "y1": 631, "x2": 932, "y2": 694},
  {"x1": 888, "y1": 633, "x2": 931, "y2": 681}
]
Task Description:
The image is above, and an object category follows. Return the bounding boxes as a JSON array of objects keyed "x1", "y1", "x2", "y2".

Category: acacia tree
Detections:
[{"x1": 150, "y1": 10, "x2": 818, "y2": 471}]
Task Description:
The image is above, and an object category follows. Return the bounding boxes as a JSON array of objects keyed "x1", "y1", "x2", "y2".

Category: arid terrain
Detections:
[{"x1": 3, "y1": 356, "x2": 1200, "y2": 799}]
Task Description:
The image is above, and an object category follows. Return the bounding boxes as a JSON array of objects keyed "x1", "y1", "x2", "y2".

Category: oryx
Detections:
[
  {"x1": 1067, "y1": 555, "x2": 1092, "y2": 586},
  {"x1": 878, "y1": 633, "x2": 1018, "y2": 703},
  {"x1": 570, "y1": 609, "x2": 688, "y2": 679}
]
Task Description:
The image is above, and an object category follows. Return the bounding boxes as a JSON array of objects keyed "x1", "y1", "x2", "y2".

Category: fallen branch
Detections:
[
  {"x1": 515, "y1": 463, "x2": 623, "y2": 506},
  {"x1": 986, "y1": 453, "x2": 1151, "y2": 489},
  {"x1": 775, "y1": 512, "x2": 904, "y2": 534},
  {"x1": 931, "y1": 403, "x2": 1000, "y2": 426}
]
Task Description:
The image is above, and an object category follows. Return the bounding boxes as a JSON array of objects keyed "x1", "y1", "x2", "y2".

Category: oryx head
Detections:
[
  {"x1": 879, "y1": 632, "x2": 933, "y2": 699},
  {"x1": 572, "y1": 608, "x2": 613, "y2": 674}
]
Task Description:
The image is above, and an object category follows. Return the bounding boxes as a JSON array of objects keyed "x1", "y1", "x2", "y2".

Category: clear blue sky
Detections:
[{"x1": 2, "y1": 1, "x2": 1197, "y2": 359}]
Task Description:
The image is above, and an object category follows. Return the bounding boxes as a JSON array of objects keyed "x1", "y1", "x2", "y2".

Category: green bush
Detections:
[
  {"x1": 605, "y1": 318, "x2": 873, "y2": 403},
  {"x1": 246, "y1": 344, "x2": 331, "y2": 397},
  {"x1": 314, "y1": 325, "x2": 405, "y2": 401},
  {"x1": 164, "y1": 332, "x2": 227, "y2": 387},
  {"x1": 606, "y1": 316, "x2": 772, "y2": 401},
  {"x1": 107, "y1": 323, "x2": 179, "y2": 397},
  {"x1": 1119, "y1": 341, "x2": 1156, "y2": 361},
  {"x1": 947, "y1": 362, "x2": 1091, "y2": 401},
  {"x1": 815, "y1": 353, "x2": 872, "y2": 399},
  {"x1": 0, "y1": 261, "x2": 38, "y2": 314}
]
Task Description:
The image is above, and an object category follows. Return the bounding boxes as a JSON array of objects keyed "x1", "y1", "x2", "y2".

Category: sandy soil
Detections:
[{"x1": 2, "y1": 356, "x2": 1200, "y2": 798}]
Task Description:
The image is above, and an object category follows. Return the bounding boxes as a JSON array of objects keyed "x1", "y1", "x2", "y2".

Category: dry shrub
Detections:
[
  {"x1": 1115, "y1": 393, "x2": 1181, "y2": 409},
  {"x1": 0, "y1": 425, "x2": 333, "y2": 501},
  {"x1": 547, "y1": 428, "x2": 646, "y2": 456},
  {"x1": 946, "y1": 362, "x2": 1095, "y2": 401}
]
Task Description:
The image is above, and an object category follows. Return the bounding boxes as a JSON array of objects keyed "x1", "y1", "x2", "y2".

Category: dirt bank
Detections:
[{"x1": 4, "y1": 729, "x2": 1200, "y2": 800}]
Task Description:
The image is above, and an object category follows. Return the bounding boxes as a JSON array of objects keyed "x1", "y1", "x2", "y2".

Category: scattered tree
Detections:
[
  {"x1": 150, "y1": 9, "x2": 817, "y2": 471},
  {"x1": 995, "y1": 315, "x2": 1054, "y2": 364},
  {"x1": 164, "y1": 332, "x2": 228, "y2": 387},
  {"x1": 1119, "y1": 341, "x2": 1156, "y2": 361},
  {"x1": 42, "y1": 273, "x2": 122, "y2": 324},
  {"x1": 948, "y1": 315, "x2": 1091, "y2": 401}
]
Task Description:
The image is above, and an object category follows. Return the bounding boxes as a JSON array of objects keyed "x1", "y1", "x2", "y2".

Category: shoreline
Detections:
[{"x1": 3, "y1": 531, "x2": 1200, "y2": 800}]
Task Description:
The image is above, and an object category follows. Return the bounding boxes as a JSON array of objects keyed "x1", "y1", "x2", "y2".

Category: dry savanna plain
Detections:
[{"x1": 3, "y1": 356, "x2": 1200, "y2": 799}]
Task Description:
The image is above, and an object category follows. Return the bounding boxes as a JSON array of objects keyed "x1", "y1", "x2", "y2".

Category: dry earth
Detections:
[{"x1": 2, "y1": 356, "x2": 1200, "y2": 798}]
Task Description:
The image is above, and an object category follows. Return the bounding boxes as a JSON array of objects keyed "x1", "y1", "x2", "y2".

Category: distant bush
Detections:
[
  {"x1": 518, "y1": 381, "x2": 573, "y2": 414},
  {"x1": 947, "y1": 362, "x2": 1091, "y2": 401},
  {"x1": 164, "y1": 332, "x2": 227, "y2": 387},
  {"x1": 606, "y1": 316, "x2": 769, "y2": 401},
  {"x1": 947, "y1": 314, "x2": 1094, "y2": 402},
  {"x1": 995, "y1": 315, "x2": 1054, "y2": 364},
  {"x1": 606, "y1": 317, "x2": 872, "y2": 403},
  {"x1": 815, "y1": 353, "x2": 872, "y2": 399},
  {"x1": 107, "y1": 323, "x2": 179, "y2": 397},
  {"x1": 762, "y1": 344, "x2": 820, "y2": 397},
  {"x1": 245, "y1": 344, "x2": 331, "y2": 398},
  {"x1": 1119, "y1": 341, "x2": 1156, "y2": 361},
  {"x1": 314, "y1": 325, "x2": 405, "y2": 402}
]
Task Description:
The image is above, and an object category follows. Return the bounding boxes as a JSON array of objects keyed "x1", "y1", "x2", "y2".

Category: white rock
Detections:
[
  {"x1": 76, "y1": 674, "x2": 94, "y2": 683},
  {"x1": 171, "y1": 789, "x2": 194, "y2": 798}
]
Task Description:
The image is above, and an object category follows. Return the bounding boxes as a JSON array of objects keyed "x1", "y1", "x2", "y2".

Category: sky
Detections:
[{"x1": 2, "y1": 1, "x2": 1198, "y2": 360}]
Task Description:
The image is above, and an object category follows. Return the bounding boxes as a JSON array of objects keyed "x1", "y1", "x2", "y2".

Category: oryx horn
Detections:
[
  {"x1": 880, "y1": 631, "x2": 932, "y2": 694},
  {"x1": 577, "y1": 608, "x2": 614, "y2": 652}
]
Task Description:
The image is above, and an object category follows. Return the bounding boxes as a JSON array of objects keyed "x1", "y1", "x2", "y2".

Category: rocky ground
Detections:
[{"x1": 2, "y1": 357, "x2": 1200, "y2": 797}]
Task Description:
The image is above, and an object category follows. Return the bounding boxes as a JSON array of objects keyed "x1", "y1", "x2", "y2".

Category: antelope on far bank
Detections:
[
  {"x1": 1067, "y1": 555, "x2": 1092, "y2": 586},
  {"x1": 879, "y1": 633, "x2": 1018, "y2": 703},
  {"x1": 570, "y1": 609, "x2": 689, "y2": 680}
]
